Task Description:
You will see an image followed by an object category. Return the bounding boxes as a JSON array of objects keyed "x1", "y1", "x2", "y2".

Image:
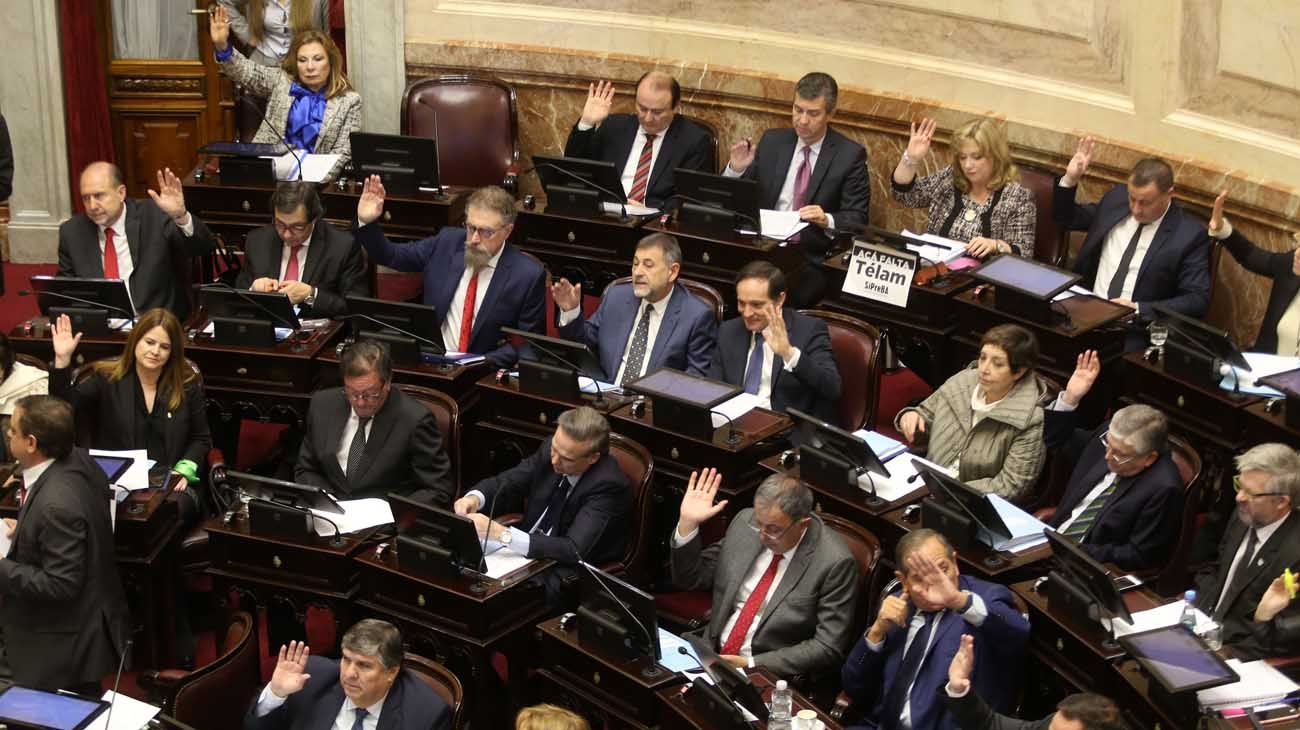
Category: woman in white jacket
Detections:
[{"x1": 0, "y1": 333, "x2": 49, "y2": 461}]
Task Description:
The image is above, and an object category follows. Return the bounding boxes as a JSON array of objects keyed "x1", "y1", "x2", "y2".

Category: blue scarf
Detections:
[{"x1": 286, "y1": 82, "x2": 326, "y2": 153}]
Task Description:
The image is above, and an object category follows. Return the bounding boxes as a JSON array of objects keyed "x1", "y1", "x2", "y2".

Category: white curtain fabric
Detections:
[{"x1": 112, "y1": 0, "x2": 199, "y2": 60}]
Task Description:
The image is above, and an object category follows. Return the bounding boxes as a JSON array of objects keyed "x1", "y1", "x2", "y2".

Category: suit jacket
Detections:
[
  {"x1": 738, "y1": 126, "x2": 871, "y2": 257},
  {"x1": 558, "y1": 281, "x2": 717, "y2": 382},
  {"x1": 1195, "y1": 511, "x2": 1300, "y2": 659},
  {"x1": 707, "y1": 309, "x2": 841, "y2": 423},
  {"x1": 354, "y1": 222, "x2": 546, "y2": 367},
  {"x1": 1053, "y1": 181, "x2": 1210, "y2": 318},
  {"x1": 842, "y1": 575, "x2": 1030, "y2": 730},
  {"x1": 563, "y1": 113, "x2": 714, "y2": 208},
  {"x1": 939, "y1": 688, "x2": 1051, "y2": 730},
  {"x1": 57, "y1": 198, "x2": 217, "y2": 321},
  {"x1": 1218, "y1": 227, "x2": 1299, "y2": 353},
  {"x1": 669, "y1": 509, "x2": 859, "y2": 679},
  {"x1": 243, "y1": 655, "x2": 450, "y2": 730},
  {"x1": 236, "y1": 221, "x2": 369, "y2": 317},
  {"x1": 295, "y1": 386, "x2": 453, "y2": 507},
  {"x1": 1047, "y1": 420, "x2": 1183, "y2": 571},
  {"x1": 0, "y1": 449, "x2": 131, "y2": 690}
]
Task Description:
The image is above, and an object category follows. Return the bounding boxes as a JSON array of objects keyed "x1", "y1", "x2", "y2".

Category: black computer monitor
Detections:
[
  {"x1": 968, "y1": 254, "x2": 1081, "y2": 324},
  {"x1": 532, "y1": 154, "x2": 626, "y2": 216},
  {"x1": 914, "y1": 461, "x2": 1013, "y2": 550},
  {"x1": 350, "y1": 132, "x2": 439, "y2": 194},
  {"x1": 1153, "y1": 303, "x2": 1250, "y2": 378},
  {"x1": 344, "y1": 295, "x2": 444, "y2": 362},
  {"x1": 0, "y1": 685, "x2": 109, "y2": 730},
  {"x1": 576, "y1": 562, "x2": 661, "y2": 664},
  {"x1": 673, "y1": 169, "x2": 762, "y2": 236},
  {"x1": 29, "y1": 275, "x2": 135, "y2": 336},
  {"x1": 91, "y1": 455, "x2": 133, "y2": 484},
  {"x1": 199, "y1": 285, "x2": 301, "y2": 347},
  {"x1": 787, "y1": 407, "x2": 890, "y2": 498},
  {"x1": 502, "y1": 326, "x2": 603, "y2": 401},
  {"x1": 226, "y1": 469, "x2": 342, "y2": 514},
  {"x1": 686, "y1": 634, "x2": 770, "y2": 723},
  {"x1": 624, "y1": 367, "x2": 742, "y2": 442},
  {"x1": 1044, "y1": 528, "x2": 1133, "y2": 626},
  {"x1": 388, "y1": 493, "x2": 486, "y2": 576}
]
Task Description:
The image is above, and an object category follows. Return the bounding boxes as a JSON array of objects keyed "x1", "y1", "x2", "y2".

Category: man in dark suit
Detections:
[
  {"x1": 354, "y1": 179, "x2": 546, "y2": 366},
  {"x1": 709, "y1": 261, "x2": 840, "y2": 422},
  {"x1": 237, "y1": 182, "x2": 368, "y2": 318},
  {"x1": 1053, "y1": 137, "x2": 1210, "y2": 323},
  {"x1": 724, "y1": 72, "x2": 870, "y2": 305},
  {"x1": 454, "y1": 407, "x2": 630, "y2": 607},
  {"x1": 553, "y1": 233, "x2": 717, "y2": 383},
  {"x1": 670, "y1": 469, "x2": 858, "y2": 680},
  {"x1": 58, "y1": 162, "x2": 216, "y2": 321},
  {"x1": 245, "y1": 619, "x2": 450, "y2": 730},
  {"x1": 1194, "y1": 443, "x2": 1300, "y2": 659},
  {"x1": 564, "y1": 72, "x2": 714, "y2": 208},
  {"x1": 1045, "y1": 404, "x2": 1183, "y2": 572},
  {"x1": 941, "y1": 635, "x2": 1123, "y2": 730},
  {"x1": 842, "y1": 529, "x2": 1030, "y2": 730},
  {"x1": 0, "y1": 395, "x2": 131, "y2": 692},
  {"x1": 296, "y1": 340, "x2": 453, "y2": 506}
]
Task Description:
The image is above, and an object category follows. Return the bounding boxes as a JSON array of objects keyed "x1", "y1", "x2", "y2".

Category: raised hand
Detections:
[
  {"x1": 550, "y1": 278, "x2": 581, "y2": 313},
  {"x1": 906, "y1": 118, "x2": 938, "y2": 162},
  {"x1": 1062, "y1": 349, "x2": 1101, "y2": 407},
  {"x1": 209, "y1": 4, "x2": 231, "y2": 51},
  {"x1": 357, "y1": 175, "x2": 386, "y2": 226},
  {"x1": 763, "y1": 303, "x2": 793, "y2": 360},
  {"x1": 947, "y1": 634, "x2": 976, "y2": 694},
  {"x1": 1210, "y1": 190, "x2": 1227, "y2": 235},
  {"x1": 1255, "y1": 573, "x2": 1296, "y2": 623},
  {"x1": 906, "y1": 550, "x2": 965, "y2": 611},
  {"x1": 268, "y1": 641, "x2": 312, "y2": 698},
  {"x1": 1063, "y1": 136, "x2": 1096, "y2": 186},
  {"x1": 51, "y1": 313, "x2": 83, "y2": 370},
  {"x1": 677, "y1": 468, "x2": 726, "y2": 537},
  {"x1": 898, "y1": 410, "x2": 926, "y2": 443},
  {"x1": 148, "y1": 168, "x2": 189, "y2": 223},
  {"x1": 580, "y1": 81, "x2": 615, "y2": 128},
  {"x1": 728, "y1": 138, "x2": 756, "y2": 174},
  {"x1": 868, "y1": 593, "x2": 909, "y2": 643}
]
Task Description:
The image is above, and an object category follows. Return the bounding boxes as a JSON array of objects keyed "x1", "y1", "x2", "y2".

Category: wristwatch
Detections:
[
  {"x1": 498, "y1": 526, "x2": 512, "y2": 546},
  {"x1": 303, "y1": 287, "x2": 317, "y2": 308}
]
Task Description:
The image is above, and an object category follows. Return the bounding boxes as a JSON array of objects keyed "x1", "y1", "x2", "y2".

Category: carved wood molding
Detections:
[{"x1": 114, "y1": 76, "x2": 204, "y2": 94}]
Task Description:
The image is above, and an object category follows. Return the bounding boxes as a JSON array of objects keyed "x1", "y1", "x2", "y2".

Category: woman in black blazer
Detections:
[
  {"x1": 50, "y1": 307, "x2": 210, "y2": 521},
  {"x1": 1210, "y1": 191, "x2": 1300, "y2": 355}
]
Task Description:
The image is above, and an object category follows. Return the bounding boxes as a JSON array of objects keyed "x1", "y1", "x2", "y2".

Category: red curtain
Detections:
[{"x1": 60, "y1": 0, "x2": 115, "y2": 211}]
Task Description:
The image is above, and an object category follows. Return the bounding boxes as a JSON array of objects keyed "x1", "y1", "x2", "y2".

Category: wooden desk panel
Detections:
[
  {"x1": 186, "y1": 317, "x2": 341, "y2": 393},
  {"x1": 1245, "y1": 399, "x2": 1300, "y2": 451},
  {"x1": 1121, "y1": 351, "x2": 1257, "y2": 451},
  {"x1": 657, "y1": 668, "x2": 843, "y2": 730}
]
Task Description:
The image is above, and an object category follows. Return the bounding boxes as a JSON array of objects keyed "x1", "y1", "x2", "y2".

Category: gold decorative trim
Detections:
[{"x1": 114, "y1": 77, "x2": 203, "y2": 94}]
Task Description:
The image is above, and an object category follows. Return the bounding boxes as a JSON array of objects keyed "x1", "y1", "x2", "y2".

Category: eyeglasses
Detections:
[
  {"x1": 1233, "y1": 475, "x2": 1287, "y2": 499},
  {"x1": 1097, "y1": 431, "x2": 1137, "y2": 465},
  {"x1": 344, "y1": 387, "x2": 386, "y2": 403},
  {"x1": 465, "y1": 224, "x2": 502, "y2": 240},
  {"x1": 747, "y1": 514, "x2": 801, "y2": 541},
  {"x1": 273, "y1": 219, "x2": 313, "y2": 235}
]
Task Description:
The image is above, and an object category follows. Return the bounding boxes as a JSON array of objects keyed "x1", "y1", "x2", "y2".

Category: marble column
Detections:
[
  {"x1": 345, "y1": 0, "x2": 405, "y2": 135},
  {"x1": 0, "y1": 0, "x2": 72, "y2": 264}
]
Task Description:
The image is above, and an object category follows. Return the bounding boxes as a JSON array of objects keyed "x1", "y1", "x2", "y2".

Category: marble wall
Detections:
[{"x1": 400, "y1": 0, "x2": 1298, "y2": 344}]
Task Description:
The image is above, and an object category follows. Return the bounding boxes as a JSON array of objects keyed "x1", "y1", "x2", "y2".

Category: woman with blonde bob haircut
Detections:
[
  {"x1": 210, "y1": 5, "x2": 361, "y2": 180},
  {"x1": 892, "y1": 116, "x2": 1037, "y2": 260},
  {"x1": 516, "y1": 704, "x2": 590, "y2": 730}
]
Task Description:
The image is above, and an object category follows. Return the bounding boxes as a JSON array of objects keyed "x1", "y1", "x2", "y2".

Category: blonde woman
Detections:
[
  {"x1": 516, "y1": 704, "x2": 590, "y2": 730},
  {"x1": 217, "y1": 0, "x2": 329, "y2": 66}
]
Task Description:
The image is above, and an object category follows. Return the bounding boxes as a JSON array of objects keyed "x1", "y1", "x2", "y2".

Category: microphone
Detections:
[
  {"x1": 573, "y1": 554, "x2": 660, "y2": 676},
  {"x1": 658, "y1": 193, "x2": 761, "y2": 233},
  {"x1": 201, "y1": 281, "x2": 299, "y2": 331},
  {"x1": 676, "y1": 645, "x2": 707, "y2": 673},
  {"x1": 522, "y1": 163, "x2": 629, "y2": 222},
  {"x1": 707, "y1": 409, "x2": 742, "y2": 445},
  {"x1": 504, "y1": 328, "x2": 608, "y2": 409},
  {"x1": 479, "y1": 487, "x2": 502, "y2": 561},
  {"x1": 104, "y1": 637, "x2": 135, "y2": 730},
  {"x1": 249, "y1": 494, "x2": 346, "y2": 547},
  {"x1": 333, "y1": 313, "x2": 443, "y2": 352},
  {"x1": 253, "y1": 103, "x2": 304, "y2": 181},
  {"x1": 19, "y1": 288, "x2": 136, "y2": 324}
]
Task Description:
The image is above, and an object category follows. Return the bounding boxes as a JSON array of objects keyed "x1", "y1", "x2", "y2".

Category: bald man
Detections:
[
  {"x1": 564, "y1": 71, "x2": 714, "y2": 208},
  {"x1": 57, "y1": 162, "x2": 216, "y2": 321}
]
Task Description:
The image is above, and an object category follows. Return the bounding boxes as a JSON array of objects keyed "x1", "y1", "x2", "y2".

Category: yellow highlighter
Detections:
[{"x1": 1285, "y1": 568, "x2": 1297, "y2": 600}]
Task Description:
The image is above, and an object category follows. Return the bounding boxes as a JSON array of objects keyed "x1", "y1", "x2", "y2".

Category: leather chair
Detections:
[
  {"x1": 402, "y1": 75, "x2": 520, "y2": 191},
  {"x1": 402, "y1": 652, "x2": 466, "y2": 730},
  {"x1": 816, "y1": 511, "x2": 883, "y2": 644},
  {"x1": 395, "y1": 384, "x2": 462, "y2": 496},
  {"x1": 678, "y1": 113, "x2": 719, "y2": 173},
  {"x1": 14, "y1": 353, "x2": 47, "y2": 370},
  {"x1": 139, "y1": 611, "x2": 259, "y2": 730},
  {"x1": 605, "y1": 275, "x2": 726, "y2": 324},
  {"x1": 799, "y1": 309, "x2": 884, "y2": 431},
  {"x1": 602, "y1": 433, "x2": 654, "y2": 583},
  {"x1": 1018, "y1": 165, "x2": 1069, "y2": 267}
]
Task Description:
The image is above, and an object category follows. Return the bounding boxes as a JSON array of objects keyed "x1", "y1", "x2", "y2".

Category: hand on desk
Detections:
[
  {"x1": 357, "y1": 175, "x2": 387, "y2": 226},
  {"x1": 798, "y1": 205, "x2": 828, "y2": 229},
  {"x1": 279, "y1": 280, "x2": 312, "y2": 305},
  {"x1": 965, "y1": 237, "x2": 1005, "y2": 259},
  {"x1": 1109, "y1": 297, "x2": 1136, "y2": 311},
  {"x1": 467, "y1": 512, "x2": 504, "y2": 541},
  {"x1": 946, "y1": 634, "x2": 975, "y2": 695},
  {"x1": 269, "y1": 641, "x2": 311, "y2": 698},
  {"x1": 551, "y1": 278, "x2": 582, "y2": 313},
  {"x1": 453, "y1": 494, "x2": 481, "y2": 516},
  {"x1": 1061, "y1": 349, "x2": 1101, "y2": 408},
  {"x1": 173, "y1": 477, "x2": 189, "y2": 492},
  {"x1": 676, "y1": 468, "x2": 725, "y2": 538},
  {"x1": 51, "y1": 313, "x2": 83, "y2": 370},
  {"x1": 251, "y1": 277, "x2": 279, "y2": 293},
  {"x1": 898, "y1": 411, "x2": 926, "y2": 443}
]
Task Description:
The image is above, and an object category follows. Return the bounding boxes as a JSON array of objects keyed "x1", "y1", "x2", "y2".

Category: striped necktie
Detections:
[
  {"x1": 1063, "y1": 476, "x2": 1119, "y2": 540},
  {"x1": 627, "y1": 133, "x2": 656, "y2": 202}
]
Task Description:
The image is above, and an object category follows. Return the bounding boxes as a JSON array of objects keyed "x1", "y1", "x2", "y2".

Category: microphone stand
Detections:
[
  {"x1": 659, "y1": 193, "x2": 762, "y2": 234},
  {"x1": 707, "y1": 409, "x2": 743, "y2": 445},
  {"x1": 254, "y1": 104, "x2": 304, "y2": 181},
  {"x1": 523, "y1": 163, "x2": 629, "y2": 222},
  {"x1": 504, "y1": 328, "x2": 608, "y2": 409}
]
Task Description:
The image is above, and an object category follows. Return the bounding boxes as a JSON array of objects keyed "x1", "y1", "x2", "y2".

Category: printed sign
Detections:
[{"x1": 841, "y1": 242, "x2": 917, "y2": 308}]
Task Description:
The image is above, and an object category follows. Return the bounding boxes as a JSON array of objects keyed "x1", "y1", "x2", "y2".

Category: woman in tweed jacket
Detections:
[
  {"x1": 210, "y1": 5, "x2": 360, "y2": 181},
  {"x1": 892, "y1": 117, "x2": 1037, "y2": 260},
  {"x1": 895, "y1": 324, "x2": 1048, "y2": 502}
]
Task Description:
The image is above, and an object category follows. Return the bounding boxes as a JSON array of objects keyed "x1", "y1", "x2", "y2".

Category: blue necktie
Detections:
[
  {"x1": 534, "y1": 476, "x2": 570, "y2": 535},
  {"x1": 350, "y1": 707, "x2": 367, "y2": 730},
  {"x1": 880, "y1": 611, "x2": 937, "y2": 729},
  {"x1": 742, "y1": 333, "x2": 765, "y2": 395}
]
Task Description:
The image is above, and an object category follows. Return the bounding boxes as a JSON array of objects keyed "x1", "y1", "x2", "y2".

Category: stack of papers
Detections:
[
  {"x1": 899, "y1": 230, "x2": 966, "y2": 265},
  {"x1": 483, "y1": 545, "x2": 535, "y2": 580},
  {"x1": 1103, "y1": 601, "x2": 1216, "y2": 637},
  {"x1": 267, "y1": 152, "x2": 342, "y2": 182},
  {"x1": 851, "y1": 429, "x2": 908, "y2": 462},
  {"x1": 856, "y1": 453, "x2": 949, "y2": 503},
  {"x1": 711, "y1": 392, "x2": 762, "y2": 428},
  {"x1": 424, "y1": 351, "x2": 488, "y2": 367},
  {"x1": 739, "y1": 210, "x2": 809, "y2": 241},
  {"x1": 984, "y1": 494, "x2": 1050, "y2": 553},
  {"x1": 310, "y1": 498, "x2": 393, "y2": 537},
  {"x1": 90, "y1": 448, "x2": 155, "y2": 491},
  {"x1": 579, "y1": 377, "x2": 619, "y2": 395},
  {"x1": 1052, "y1": 284, "x2": 1096, "y2": 302},
  {"x1": 1220, "y1": 352, "x2": 1300, "y2": 398},
  {"x1": 602, "y1": 201, "x2": 660, "y2": 217},
  {"x1": 87, "y1": 691, "x2": 160, "y2": 730},
  {"x1": 1197, "y1": 659, "x2": 1299, "y2": 710}
]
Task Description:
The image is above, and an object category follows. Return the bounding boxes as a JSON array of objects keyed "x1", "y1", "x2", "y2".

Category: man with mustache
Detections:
[{"x1": 354, "y1": 178, "x2": 546, "y2": 366}]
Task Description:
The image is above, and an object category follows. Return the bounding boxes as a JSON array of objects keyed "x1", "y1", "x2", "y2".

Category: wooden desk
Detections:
[
  {"x1": 314, "y1": 335, "x2": 488, "y2": 404},
  {"x1": 8, "y1": 318, "x2": 126, "y2": 365},
  {"x1": 1245, "y1": 399, "x2": 1300, "y2": 451},
  {"x1": 1121, "y1": 350, "x2": 1258, "y2": 451},
  {"x1": 656, "y1": 668, "x2": 843, "y2": 730},
  {"x1": 759, "y1": 453, "x2": 927, "y2": 521},
  {"x1": 184, "y1": 316, "x2": 341, "y2": 395}
]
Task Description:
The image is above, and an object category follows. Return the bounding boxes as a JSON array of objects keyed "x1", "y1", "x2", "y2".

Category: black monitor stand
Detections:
[
  {"x1": 518, "y1": 359, "x2": 581, "y2": 401},
  {"x1": 50, "y1": 306, "x2": 112, "y2": 337},
  {"x1": 248, "y1": 499, "x2": 315, "y2": 541},
  {"x1": 676, "y1": 202, "x2": 738, "y2": 239},
  {"x1": 991, "y1": 286, "x2": 1056, "y2": 325},
  {"x1": 1045, "y1": 569, "x2": 1120, "y2": 652},
  {"x1": 1162, "y1": 339, "x2": 1222, "y2": 388},
  {"x1": 357, "y1": 330, "x2": 421, "y2": 365},
  {"x1": 544, "y1": 185, "x2": 602, "y2": 217},
  {"x1": 648, "y1": 397, "x2": 715, "y2": 441},
  {"x1": 921, "y1": 499, "x2": 979, "y2": 552},
  {"x1": 210, "y1": 316, "x2": 276, "y2": 347}
]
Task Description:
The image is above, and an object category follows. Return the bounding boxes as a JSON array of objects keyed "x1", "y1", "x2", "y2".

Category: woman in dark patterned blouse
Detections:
[{"x1": 892, "y1": 117, "x2": 1037, "y2": 260}]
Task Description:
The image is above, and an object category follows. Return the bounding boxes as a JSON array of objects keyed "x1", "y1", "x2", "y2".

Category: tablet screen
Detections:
[
  {"x1": 0, "y1": 686, "x2": 106, "y2": 730},
  {"x1": 1120, "y1": 625, "x2": 1239, "y2": 693}
]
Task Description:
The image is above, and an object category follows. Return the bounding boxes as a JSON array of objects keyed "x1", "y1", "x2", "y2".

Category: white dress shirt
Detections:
[
  {"x1": 1055, "y1": 472, "x2": 1119, "y2": 535},
  {"x1": 439, "y1": 244, "x2": 504, "y2": 354},
  {"x1": 278, "y1": 236, "x2": 311, "y2": 281},
  {"x1": 1088, "y1": 200, "x2": 1170, "y2": 302},
  {"x1": 334, "y1": 408, "x2": 374, "y2": 476},
  {"x1": 723, "y1": 133, "x2": 835, "y2": 229},
  {"x1": 21, "y1": 458, "x2": 55, "y2": 489},
  {"x1": 743, "y1": 330, "x2": 802, "y2": 410},
  {"x1": 467, "y1": 474, "x2": 581, "y2": 556},
  {"x1": 1214, "y1": 516, "x2": 1286, "y2": 614},
  {"x1": 255, "y1": 0, "x2": 294, "y2": 62},
  {"x1": 559, "y1": 287, "x2": 674, "y2": 383},
  {"x1": 574, "y1": 121, "x2": 666, "y2": 201},
  {"x1": 255, "y1": 683, "x2": 387, "y2": 730}
]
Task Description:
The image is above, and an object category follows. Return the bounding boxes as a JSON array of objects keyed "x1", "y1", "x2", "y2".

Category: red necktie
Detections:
[
  {"x1": 103, "y1": 228, "x2": 120, "y2": 279},
  {"x1": 791, "y1": 146, "x2": 812, "y2": 210},
  {"x1": 627, "y1": 133, "x2": 657, "y2": 203},
  {"x1": 283, "y1": 244, "x2": 303, "y2": 282},
  {"x1": 458, "y1": 270, "x2": 479, "y2": 352},
  {"x1": 720, "y1": 553, "x2": 783, "y2": 655}
]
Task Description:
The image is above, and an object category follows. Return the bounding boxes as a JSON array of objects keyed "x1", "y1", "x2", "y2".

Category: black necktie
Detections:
[
  {"x1": 1215, "y1": 528, "x2": 1260, "y2": 619},
  {"x1": 345, "y1": 417, "x2": 371, "y2": 479},
  {"x1": 534, "y1": 476, "x2": 570, "y2": 535},
  {"x1": 350, "y1": 707, "x2": 367, "y2": 730},
  {"x1": 1106, "y1": 222, "x2": 1148, "y2": 298},
  {"x1": 621, "y1": 302, "x2": 654, "y2": 385},
  {"x1": 880, "y1": 611, "x2": 937, "y2": 729}
]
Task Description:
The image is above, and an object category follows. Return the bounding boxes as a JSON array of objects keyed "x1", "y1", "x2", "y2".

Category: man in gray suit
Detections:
[{"x1": 669, "y1": 469, "x2": 858, "y2": 680}]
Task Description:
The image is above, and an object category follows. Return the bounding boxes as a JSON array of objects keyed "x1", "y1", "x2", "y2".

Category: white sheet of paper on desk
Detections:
[
  {"x1": 578, "y1": 377, "x2": 619, "y2": 395},
  {"x1": 1197, "y1": 658, "x2": 1299, "y2": 710},
  {"x1": 199, "y1": 320, "x2": 293, "y2": 341},
  {"x1": 90, "y1": 448, "x2": 153, "y2": 491},
  {"x1": 850, "y1": 429, "x2": 908, "y2": 462},
  {"x1": 311, "y1": 498, "x2": 393, "y2": 537},
  {"x1": 711, "y1": 392, "x2": 761, "y2": 428},
  {"x1": 267, "y1": 152, "x2": 341, "y2": 182},
  {"x1": 752, "y1": 209, "x2": 808, "y2": 240},
  {"x1": 107, "y1": 318, "x2": 133, "y2": 331},
  {"x1": 602, "y1": 201, "x2": 660, "y2": 216},
  {"x1": 899, "y1": 229, "x2": 966, "y2": 264},
  {"x1": 855, "y1": 453, "x2": 951, "y2": 502},
  {"x1": 1052, "y1": 284, "x2": 1095, "y2": 303},
  {"x1": 984, "y1": 494, "x2": 1049, "y2": 553},
  {"x1": 658, "y1": 627, "x2": 707, "y2": 674},
  {"x1": 483, "y1": 546, "x2": 534, "y2": 579},
  {"x1": 1102, "y1": 600, "x2": 1216, "y2": 637},
  {"x1": 86, "y1": 690, "x2": 161, "y2": 730},
  {"x1": 1221, "y1": 352, "x2": 1300, "y2": 398}
]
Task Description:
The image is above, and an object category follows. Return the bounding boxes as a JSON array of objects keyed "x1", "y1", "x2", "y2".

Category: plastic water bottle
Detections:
[
  {"x1": 769, "y1": 679, "x2": 793, "y2": 728},
  {"x1": 1181, "y1": 590, "x2": 1198, "y2": 631}
]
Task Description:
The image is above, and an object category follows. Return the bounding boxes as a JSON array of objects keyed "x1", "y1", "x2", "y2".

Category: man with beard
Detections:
[
  {"x1": 353, "y1": 178, "x2": 546, "y2": 367},
  {"x1": 1194, "y1": 443, "x2": 1300, "y2": 659}
]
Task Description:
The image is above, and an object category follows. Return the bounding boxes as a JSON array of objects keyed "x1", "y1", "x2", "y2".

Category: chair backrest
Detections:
[
  {"x1": 816, "y1": 512, "x2": 882, "y2": 641},
  {"x1": 604, "y1": 433, "x2": 655, "y2": 583},
  {"x1": 171, "y1": 611, "x2": 260, "y2": 728},
  {"x1": 402, "y1": 75, "x2": 519, "y2": 189},
  {"x1": 678, "y1": 113, "x2": 719, "y2": 173},
  {"x1": 798, "y1": 309, "x2": 883, "y2": 431},
  {"x1": 1018, "y1": 165, "x2": 1069, "y2": 267},
  {"x1": 395, "y1": 384, "x2": 461, "y2": 495},
  {"x1": 14, "y1": 354, "x2": 47, "y2": 371},
  {"x1": 1155, "y1": 434, "x2": 1204, "y2": 595},
  {"x1": 605, "y1": 275, "x2": 726, "y2": 324},
  {"x1": 402, "y1": 652, "x2": 465, "y2": 730}
]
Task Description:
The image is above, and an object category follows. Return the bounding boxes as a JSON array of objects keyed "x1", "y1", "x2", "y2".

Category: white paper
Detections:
[
  {"x1": 1103, "y1": 601, "x2": 1216, "y2": 637},
  {"x1": 483, "y1": 545, "x2": 534, "y2": 580},
  {"x1": 1197, "y1": 658, "x2": 1299, "y2": 710},
  {"x1": 107, "y1": 318, "x2": 133, "y2": 331},
  {"x1": 1052, "y1": 284, "x2": 1095, "y2": 303},
  {"x1": 200, "y1": 320, "x2": 293, "y2": 341},
  {"x1": 578, "y1": 376, "x2": 619, "y2": 395},
  {"x1": 855, "y1": 453, "x2": 950, "y2": 502},
  {"x1": 899, "y1": 229, "x2": 966, "y2": 264},
  {"x1": 86, "y1": 690, "x2": 161, "y2": 730},
  {"x1": 711, "y1": 392, "x2": 761, "y2": 428},
  {"x1": 841, "y1": 242, "x2": 917, "y2": 308},
  {"x1": 89, "y1": 449, "x2": 154, "y2": 491},
  {"x1": 984, "y1": 494, "x2": 1050, "y2": 553},
  {"x1": 266, "y1": 152, "x2": 342, "y2": 182},
  {"x1": 602, "y1": 201, "x2": 660, "y2": 216},
  {"x1": 657, "y1": 627, "x2": 707, "y2": 674},
  {"x1": 739, "y1": 209, "x2": 809, "y2": 240},
  {"x1": 850, "y1": 429, "x2": 909, "y2": 462},
  {"x1": 1221, "y1": 352, "x2": 1300, "y2": 397},
  {"x1": 311, "y1": 498, "x2": 394, "y2": 537},
  {"x1": 0, "y1": 523, "x2": 11, "y2": 558}
]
